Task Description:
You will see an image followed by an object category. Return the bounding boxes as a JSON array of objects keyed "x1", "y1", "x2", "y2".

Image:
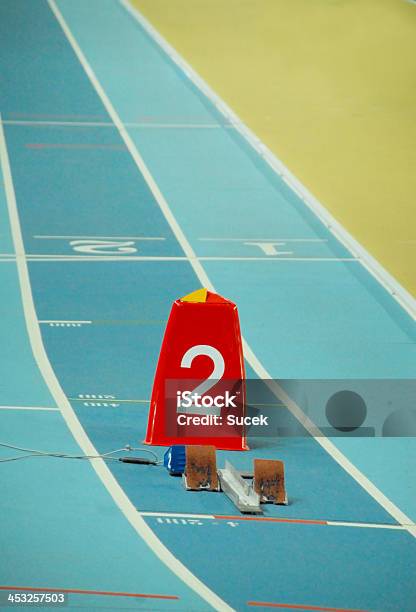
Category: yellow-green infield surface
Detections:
[{"x1": 134, "y1": 0, "x2": 416, "y2": 297}]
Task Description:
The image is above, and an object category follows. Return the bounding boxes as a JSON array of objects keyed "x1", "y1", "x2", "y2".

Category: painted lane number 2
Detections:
[
  {"x1": 70, "y1": 239, "x2": 137, "y2": 254},
  {"x1": 177, "y1": 344, "x2": 225, "y2": 415}
]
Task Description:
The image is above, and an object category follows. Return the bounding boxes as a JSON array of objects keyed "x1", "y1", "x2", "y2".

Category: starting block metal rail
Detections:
[{"x1": 217, "y1": 460, "x2": 262, "y2": 514}]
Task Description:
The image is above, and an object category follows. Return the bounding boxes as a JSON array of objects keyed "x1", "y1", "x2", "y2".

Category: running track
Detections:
[{"x1": 0, "y1": 1, "x2": 415, "y2": 610}]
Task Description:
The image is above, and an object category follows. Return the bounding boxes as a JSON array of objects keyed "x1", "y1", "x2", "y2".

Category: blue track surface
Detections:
[{"x1": 1, "y1": 1, "x2": 415, "y2": 610}]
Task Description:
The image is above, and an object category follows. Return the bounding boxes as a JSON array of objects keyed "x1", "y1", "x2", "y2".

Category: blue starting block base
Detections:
[{"x1": 164, "y1": 445, "x2": 186, "y2": 475}]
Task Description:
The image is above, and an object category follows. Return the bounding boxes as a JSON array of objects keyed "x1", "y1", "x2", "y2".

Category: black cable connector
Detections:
[{"x1": 118, "y1": 457, "x2": 157, "y2": 465}]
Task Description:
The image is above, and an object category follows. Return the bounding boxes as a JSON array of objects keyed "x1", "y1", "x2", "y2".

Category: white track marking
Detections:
[
  {"x1": 0, "y1": 405, "x2": 59, "y2": 412},
  {"x1": 3, "y1": 119, "x2": 231, "y2": 129},
  {"x1": 25, "y1": 256, "x2": 187, "y2": 262},
  {"x1": 28, "y1": 254, "x2": 175, "y2": 258},
  {"x1": 68, "y1": 397, "x2": 150, "y2": 404},
  {"x1": 121, "y1": 0, "x2": 416, "y2": 321},
  {"x1": 1, "y1": 110, "x2": 233, "y2": 612},
  {"x1": 45, "y1": 1, "x2": 416, "y2": 540},
  {"x1": 140, "y1": 511, "x2": 412, "y2": 530},
  {"x1": 197, "y1": 257, "x2": 357, "y2": 262},
  {"x1": 142, "y1": 512, "x2": 216, "y2": 520},
  {"x1": 39, "y1": 321, "x2": 91, "y2": 328},
  {"x1": 39, "y1": 320, "x2": 92, "y2": 324},
  {"x1": 6, "y1": 252, "x2": 357, "y2": 261},
  {"x1": 124, "y1": 123, "x2": 231, "y2": 129},
  {"x1": 22, "y1": 255, "x2": 358, "y2": 262},
  {"x1": 3, "y1": 120, "x2": 113, "y2": 127},
  {"x1": 34, "y1": 235, "x2": 165, "y2": 240},
  {"x1": 326, "y1": 521, "x2": 410, "y2": 530},
  {"x1": 199, "y1": 238, "x2": 329, "y2": 243}
]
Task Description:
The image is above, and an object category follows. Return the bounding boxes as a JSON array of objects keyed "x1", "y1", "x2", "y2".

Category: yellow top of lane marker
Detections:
[
  {"x1": 180, "y1": 288, "x2": 208, "y2": 303},
  {"x1": 132, "y1": 0, "x2": 416, "y2": 299}
]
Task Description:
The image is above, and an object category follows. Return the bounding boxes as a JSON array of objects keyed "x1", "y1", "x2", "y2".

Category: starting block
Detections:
[
  {"x1": 164, "y1": 445, "x2": 186, "y2": 475},
  {"x1": 183, "y1": 445, "x2": 220, "y2": 491},
  {"x1": 253, "y1": 459, "x2": 288, "y2": 505},
  {"x1": 178, "y1": 445, "x2": 288, "y2": 512}
]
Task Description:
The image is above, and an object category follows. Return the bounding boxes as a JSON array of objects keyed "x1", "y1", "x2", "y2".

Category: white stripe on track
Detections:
[
  {"x1": 140, "y1": 511, "x2": 412, "y2": 530},
  {"x1": 199, "y1": 257, "x2": 356, "y2": 262},
  {"x1": 3, "y1": 119, "x2": 231, "y2": 129},
  {"x1": 13, "y1": 255, "x2": 359, "y2": 262},
  {"x1": 3, "y1": 120, "x2": 113, "y2": 127},
  {"x1": 39, "y1": 320, "x2": 92, "y2": 324},
  {"x1": 0, "y1": 405, "x2": 59, "y2": 412},
  {"x1": 33, "y1": 235, "x2": 166, "y2": 240},
  {"x1": 44, "y1": 1, "x2": 416, "y2": 541},
  {"x1": 199, "y1": 238, "x2": 329, "y2": 242},
  {"x1": 142, "y1": 512, "x2": 216, "y2": 520},
  {"x1": 24, "y1": 256, "x2": 187, "y2": 262},
  {"x1": 326, "y1": 521, "x2": 410, "y2": 530}
]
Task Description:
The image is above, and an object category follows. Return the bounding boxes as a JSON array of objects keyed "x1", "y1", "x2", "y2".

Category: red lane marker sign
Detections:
[{"x1": 144, "y1": 288, "x2": 248, "y2": 450}]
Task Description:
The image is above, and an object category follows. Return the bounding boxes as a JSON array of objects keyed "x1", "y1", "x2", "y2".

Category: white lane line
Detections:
[
  {"x1": 33, "y1": 235, "x2": 166, "y2": 240},
  {"x1": 0, "y1": 405, "x2": 59, "y2": 412},
  {"x1": 199, "y1": 257, "x2": 357, "y2": 262},
  {"x1": 125, "y1": 123, "x2": 232, "y2": 129},
  {"x1": 45, "y1": 1, "x2": 416, "y2": 542},
  {"x1": 25, "y1": 256, "x2": 187, "y2": 262},
  {"x1": 3, "y1": 119, "x2": 232, "y2": 129},
  {"x1": 3, "y1": 120, "x2": 114, "y2": 127},
  {"x1": 199, "y1": 238, "x2": 329, "y2": 243},
  {"x1": 39, "y1": 321, "x2": 92, "y2": 328},
  {"x1": 140, "y1": 511, "x2": 411, "y2": 530},
  {"x1": 121, "y1": 0, "x2": 416, "y2": 321},
  {"x1": 326, "y1": 521, "x2": 409, "y2": 530},
  {"x1": 1, "y1": 106, "x2": 232, "y2": 611},
  {"x1": 142, "y1": 512, "x2": 216, "y2": 519},
  {"x1": 39, "y1": 320, "x2": 92, "y2": 323},
  {"x1": 22, "y1": 255, "x2": 358, "y2": 262},
  {"x1": 27, "y1": 254, "x2": 175, "y2": 258}
]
